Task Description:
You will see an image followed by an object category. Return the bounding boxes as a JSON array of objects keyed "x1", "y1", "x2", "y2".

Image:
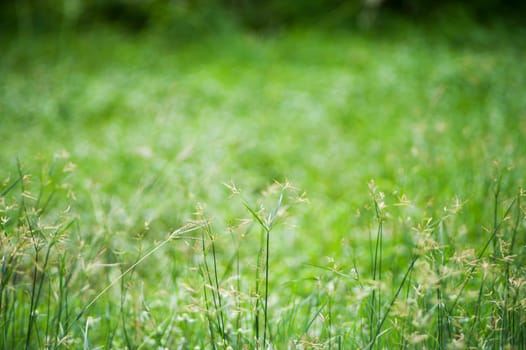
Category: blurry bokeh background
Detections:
[{"x1": 1, "y1": 0, "x2": 525, "y2": 242}]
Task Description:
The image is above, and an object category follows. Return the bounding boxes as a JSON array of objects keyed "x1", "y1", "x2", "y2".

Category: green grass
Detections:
[{"x1": 1, "y1": 18, "x2": 525, "y2": 348}]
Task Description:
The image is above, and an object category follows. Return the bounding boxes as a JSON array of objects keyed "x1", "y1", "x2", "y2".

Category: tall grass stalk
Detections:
[
  {"x1": 434, "y1": 220, "x2": 450, "y2": 349},
  {"x1": 244, "y1": 190, "x2": 283, "y2": 348},
  {"x1": 366, "y1": 254, "x2": 418, "y2": 350},
  {"x1": 199, "y1": 219, "x2": 226, "y2": 348},
  {"x1": 368, "y1": 182, "x2": 384, "y2": 348}
]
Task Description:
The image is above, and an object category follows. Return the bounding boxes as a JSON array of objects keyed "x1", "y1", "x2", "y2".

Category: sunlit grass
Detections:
[{"x1": 1, "y1": 19, "x2": 525, "y2": 348}]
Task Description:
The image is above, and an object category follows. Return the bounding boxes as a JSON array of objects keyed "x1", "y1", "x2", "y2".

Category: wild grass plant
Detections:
[
  {"x1": 1, "y1": 16, "x2": 525, "y2": 349},
  {"x1": 0, "y1": 157, "x2": 80, "y2": 349},
  {"x1": 2, "y1": 161, "x2": 524, "y2": 348}
]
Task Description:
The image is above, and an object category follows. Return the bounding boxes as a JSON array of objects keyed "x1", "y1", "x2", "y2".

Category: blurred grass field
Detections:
[{"x1": 1, "y1": 16, "x2": 525, "y2": 348}]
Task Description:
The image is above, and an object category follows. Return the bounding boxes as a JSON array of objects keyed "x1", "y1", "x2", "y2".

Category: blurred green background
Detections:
[{"x1": 1, "y1": 0, "x2": 525, "y2": 243}]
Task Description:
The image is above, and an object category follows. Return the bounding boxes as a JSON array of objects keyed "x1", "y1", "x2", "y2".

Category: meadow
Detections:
[{"x1": 1, "y1": 16, "x2": 525, "y2": 349}]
